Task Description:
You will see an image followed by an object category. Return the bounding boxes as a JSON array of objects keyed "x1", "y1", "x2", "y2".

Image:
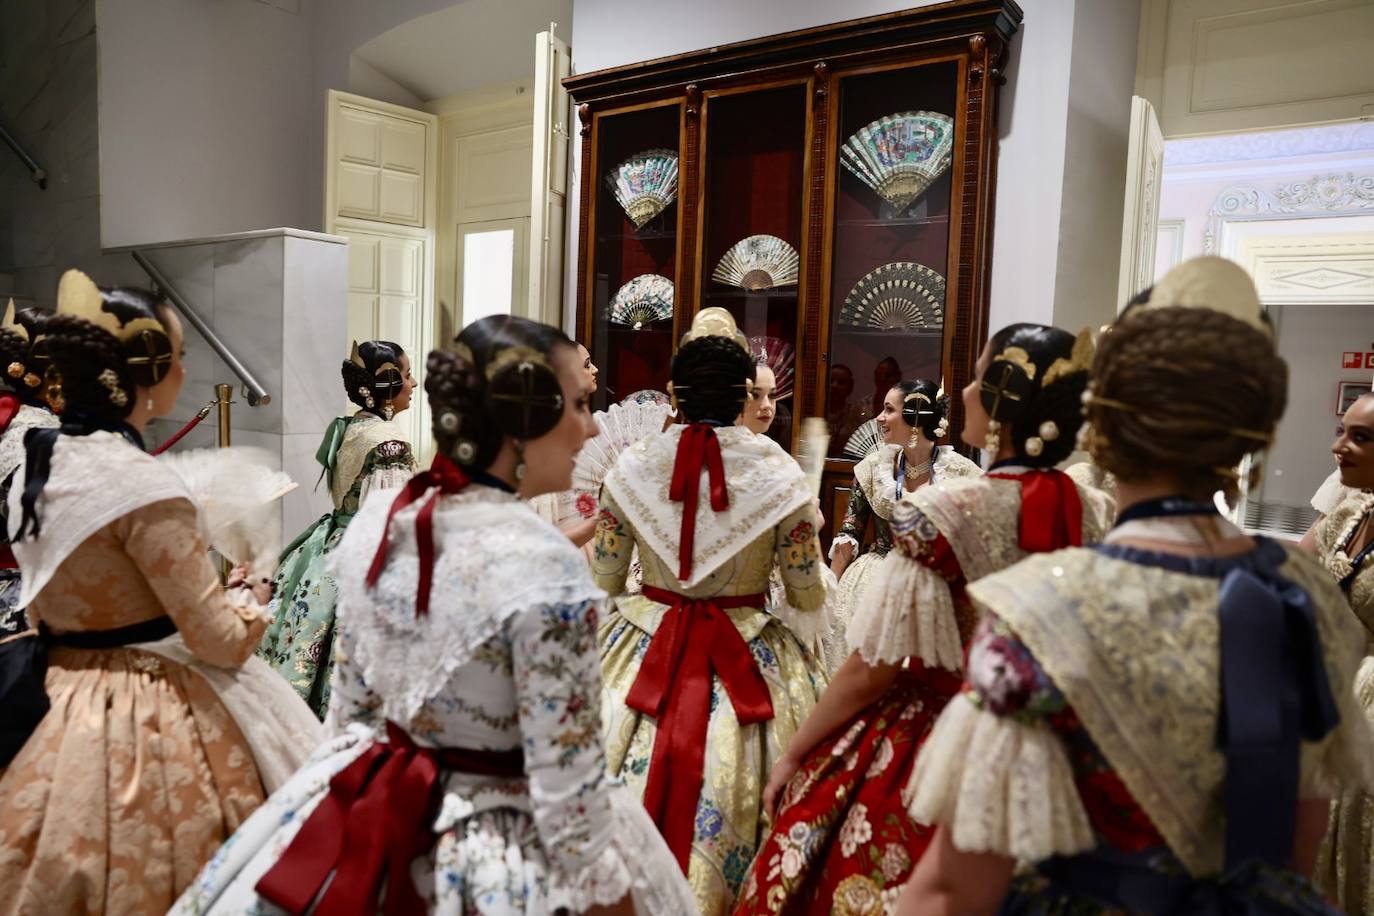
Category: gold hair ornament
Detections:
[
  {"x1": 97, "y1": 369, "x2": 128, "y2": 407},
  {"x1": 680, "y1": 307, "x2": 749, "y2": 355},
  {"x1": 55, "y1": 270, "x2": 165, "y2": 343},
  {"x1": 998, "y1": 346, "x2": 1036, "y2": 380},
  {"x1": 1041, "y1": 328, "x2": 1094, "y2": 388},
  {"x1": 349, "y1": 340, "x2": 366, "y2": 368}
]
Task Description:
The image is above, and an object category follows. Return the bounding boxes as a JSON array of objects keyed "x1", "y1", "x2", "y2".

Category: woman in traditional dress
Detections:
[
  {"x1": 529, "y1": 341, "x2": 601, "y2": 549},
  {"x1": 0, "y1": 272, "x2": 284, "y2": 914},
  {"x1": 593, "y1": 309, "x2": 832, "y2": 916},
  {"x1": 0, "y1": 302, "x2": 57, "y2": 636},
  {"x1": 173, "y1": 315, "x2": 694, "y2": 915},
  {"x1": 258, "y1": 340, "x2": 417, "y2": 715},
  {"x1": 1310, "y1": 390, "x2": 1374, "y2": 913},
  {"x1": 735, "y1": 328, "x2": 1110, "y2": 916},
  {"x1": 826, "y1": 379, "x2": 979, "y2": 645},
  {"x1": 898, "y1": 257, "x2": 1374, "y2": 915}
]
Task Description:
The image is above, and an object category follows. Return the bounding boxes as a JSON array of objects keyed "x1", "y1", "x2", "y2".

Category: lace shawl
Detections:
[
  {"x1": 330, "y1": 413, "x2": 414, "y2": 508},
  {"x1": 8, "y1": 432, "x2": 190, "y2": 606},
  {"x1": 601, "y1": 424, "x2": 811, "y2": 589},
  {"x1": 1316, "y1": 487, "x2": 1374, "y2": 633},
  {"x1": 0, "y1": 404, "x2": 57, "y2": 483},
  {"x1": 329, "y1": 485, "x2": 606, "y2": 722}
]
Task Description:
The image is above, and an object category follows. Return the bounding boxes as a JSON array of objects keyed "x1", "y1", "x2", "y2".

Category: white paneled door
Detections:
[
  {"x1": 529, "y1": 27, "x2": 571, "y2": 327},
  {"x1": 326, "y1": 90, "x2": 438, "y2": 460},
  {"x1": 1116, "y1": 96, "x2": 1165, "y2": 310}
]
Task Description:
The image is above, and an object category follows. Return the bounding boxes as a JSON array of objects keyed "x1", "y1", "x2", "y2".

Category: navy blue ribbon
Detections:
[
  {"x1": 17, "y1": 415, "x2": 145, "y2": 540},
  {"x1": 1116, "y1": 495, "x2": 1218, "y2": 526}
]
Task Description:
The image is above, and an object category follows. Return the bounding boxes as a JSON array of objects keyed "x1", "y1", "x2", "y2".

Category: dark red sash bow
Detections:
[
  {"x1": 988, "y1": 468, "x2": 1084, "y2": 552},
  {"x1": 0, "y1": 395, "x2": 23, "y2": 571},
  {"x1": 365, "y1": 454, "x2": 470, "y2": 616},
  {"x1": 669, "y1": 424, "x2": 729, "y2": 581},
  {"x1": 255, "y1": 720, "x2": 524, "y2": 916},
  {"x1": 628, "y1": 584, "x2": 773, "y2": 870}
]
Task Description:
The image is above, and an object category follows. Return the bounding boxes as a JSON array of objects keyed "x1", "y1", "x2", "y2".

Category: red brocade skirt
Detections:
[{"x1": 733, "y1": 664, "x2": 962, "y2": 916}]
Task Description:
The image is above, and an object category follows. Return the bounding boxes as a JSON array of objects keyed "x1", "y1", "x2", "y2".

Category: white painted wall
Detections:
[
  {"x1": 349, "y1": 56, "x2": 425, "y2": 109},
  {"x1": 96, "y1": 0, "x2": 318, "y2": 249},
  {"x1": 566, "y1": 0, "x2": 1140, "y2": 335}
]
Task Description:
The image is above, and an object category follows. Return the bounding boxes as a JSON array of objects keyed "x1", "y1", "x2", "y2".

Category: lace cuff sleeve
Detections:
[{"x1": 846, "y1": 501, "x2": 964, "y2": 669}]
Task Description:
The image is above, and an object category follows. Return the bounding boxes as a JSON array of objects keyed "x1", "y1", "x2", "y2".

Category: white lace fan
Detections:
[
  {"x1": 713, "y1": 235, "x2": 800, "y2": 290},
  {"x1": 159, "y1": 446, "x2": 297, "y2": 578},
  {"x1": 843, "y1": 419, "x2": 884, "y2": 460},
  {"x1": 606, "y1": 149, "x2": 679, "y2": 228},
  {"x1": 556, "y1": 396, "x2": 674, "y2": 525}
]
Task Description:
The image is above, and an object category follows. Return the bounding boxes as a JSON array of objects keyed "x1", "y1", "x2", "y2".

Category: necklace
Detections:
[
  {"x1": 895, "y1": 448, "x2": 934, "y2": 498},
  {"x1": 1105, "y1": 495, "x2": 1242, "y2": 546}
]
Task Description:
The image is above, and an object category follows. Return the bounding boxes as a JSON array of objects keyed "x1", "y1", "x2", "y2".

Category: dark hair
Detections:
[
  {"x1": 892, "y1": 378, "x2": 948, "y2": 441},
  {"x1": 342, "y1": 340, "x2": 406, "y2": 412},
  {"x1": 0, "y1": 308, "x2": 48, "y2": 406},
  {"x1": 426, "y1": 316, "x2": 574, "y2": 471},
  {"x1": 43, "y1": 286, "x2": 173, "y2": 422},
  {"x1": 1088, "y1": 305, "x2": 1286, "y2": 501},
  {"x1": 670, "y1": 335, "x2": 756, "y2": 424},
  {"x1": 980, "y1": 323, "x2": 1088, "y2": 467}
]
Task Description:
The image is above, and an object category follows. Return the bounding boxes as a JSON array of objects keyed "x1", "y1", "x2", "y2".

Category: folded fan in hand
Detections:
[{"x1": 159, "y1": 446, "x2": 297, "y2": 578}]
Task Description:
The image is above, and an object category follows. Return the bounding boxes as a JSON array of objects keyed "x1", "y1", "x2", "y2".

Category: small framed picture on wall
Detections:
[{"x1": 1338, "y1": 381, "x2": 1371, "y2": 415}]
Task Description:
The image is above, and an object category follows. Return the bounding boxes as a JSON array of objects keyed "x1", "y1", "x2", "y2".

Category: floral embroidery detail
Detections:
[
  {"x1": 833, "y1": 874, "x2": 884, "y2": 916},
  {"x1": 881, "y1": 842, "x2": 911, "y2": 881},
  {"x1": 593, "y1": 506, "x2": 627, "y2": 564},
  {"x1": 838, "y1": 803, "x2": 872, "y2": 857},
  {"x1": 779, "y1": 516, "x2": 820, "y2": 577},
  {"x1": 374, "y1": 439, "x2": 411, "y2": 461},
  {"x1": 964, "y1": 614, "x2": 1066, "y2": 720},
  {"x1": 575, "y1": 491, "x2": 598, "y2": 519},
  {"x1": 865, "y1": 736, "x2": 894, "y2": 779},
  {"x1": 788, "y1": 520, "x2": 814, "y2": 543}
]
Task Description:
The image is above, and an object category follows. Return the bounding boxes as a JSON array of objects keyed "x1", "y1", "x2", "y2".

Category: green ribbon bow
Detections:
[{"x1": 315, "y1": 416, "x2": 349, "y2": 492}]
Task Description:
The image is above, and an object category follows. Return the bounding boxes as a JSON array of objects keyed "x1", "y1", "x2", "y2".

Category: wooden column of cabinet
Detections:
[{"x1": 567, "y1": 0, "x2": 1020, "y2": 550}]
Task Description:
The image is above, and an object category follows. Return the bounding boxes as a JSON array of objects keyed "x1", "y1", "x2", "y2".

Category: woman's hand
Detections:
[
  {"x1": 830, "y1": 539, "x2": 853, "y2": 578},
  {"x1": 763, "y1": 751, "x2": 802, "y2": 821},
  {"x1": 227, "y1": 565, "x2": 272, "y2": 606},
  {"x1": 813, "y1": 497, "x2": 825, "y2": 529}
]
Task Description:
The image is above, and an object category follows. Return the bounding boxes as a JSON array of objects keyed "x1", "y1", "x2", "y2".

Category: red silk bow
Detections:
[
  {"x1": 988, "y1": 468, "x2": 1084, "y2": 552},
  {"x1": 669, "y1": 424, "x2": 729, "y2": 581},
  {"x1": 628, "y1": 585, "x2": 773, "y2": 870},
  {"x1": 365, "y1": 454, "x2": 470, "y2": 616},
  {"x1": 255, "y1": 721, "x2": 524, "y2": 916},
  {"x1": 0, "y1": 394, "x2": 20, "y2": 439}
]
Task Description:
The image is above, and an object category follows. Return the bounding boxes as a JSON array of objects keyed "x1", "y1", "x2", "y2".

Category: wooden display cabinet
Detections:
[{"x1": 566, "y1": 0, "x2": 1021, "y2": 548}]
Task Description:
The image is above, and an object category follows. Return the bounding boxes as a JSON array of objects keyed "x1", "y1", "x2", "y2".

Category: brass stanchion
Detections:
[{"x1": 215, "y1": 384, "x2": 233, "y2": 449}]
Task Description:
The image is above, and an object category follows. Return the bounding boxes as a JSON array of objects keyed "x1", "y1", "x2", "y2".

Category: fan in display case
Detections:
[
  {"x1": 842, "y1": 419, "x2": 884, "y2": 460},
  {"x1": 748, "y1": 336, "x2": 795, "y2": 399},
  {"x1": 713, "y1": 235, "x2": 800, "y2": 291},
  {"x1": 838, "y1": 261, "x2": 946, "y2": 330},
  {"x1": 840, "y1": 111, "x2": 955, "y2": 212},
  {"x1": 605, "y1": 149, "x2": 680, "y2": 228},
  {"x1": 608, "y1": 274, "x2": 674, "y2": 330}
]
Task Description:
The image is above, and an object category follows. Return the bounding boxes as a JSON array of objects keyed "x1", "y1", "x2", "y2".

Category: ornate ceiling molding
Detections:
[
  {"x1": 1203, "y1": 172, "x2": 1374, "y2": 253},
  {"x1": 1166, "y1": 122, "x2": 1374, "y2": 167}
]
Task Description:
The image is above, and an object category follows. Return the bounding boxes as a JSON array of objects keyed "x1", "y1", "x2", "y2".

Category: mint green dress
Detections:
[{"x1": 257, "y1": 413, "x2": 415, "y2": 716}]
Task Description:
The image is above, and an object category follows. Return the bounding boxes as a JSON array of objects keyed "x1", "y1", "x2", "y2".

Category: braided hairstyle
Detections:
[
  {"x1": 342, "y1": 340, "x2": 406, "y2": 412},
  {"x1": 893, "y1": 378, "x2": 948, "y2": 442},
  {"x1": 980, "y1": 323, "x2": 1090, "y2": 467},
  {"x1": 0, "y1": 309, "x2": 47, "y2": 404},
  {"x1": 670, "y1": 335, "x2": 756, "y2": 424},
  {"x1": 1087, "y1": 305, "x2": 1286, "y2": 501},
  {"x1": 426, "y1": 316, "x2": 573, "y2": 471},
  {"x1": 43, "y1": 286, "x2": 173, "y2": 422}
]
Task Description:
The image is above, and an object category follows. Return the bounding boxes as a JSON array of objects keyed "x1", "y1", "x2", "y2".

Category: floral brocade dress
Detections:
[
  {"x1": 735, "y1": 469, "x2": 1111, "y2": 916},
  {"x1": 908, "y1": 539, "x2": 1374, "y2": 914},
  {"x1": 1314, "y1": 486, "x2": 1374, "y2": 913},
  {"x1": 594, "y1": 424, "x2": 834, "y2": 916},
  {"x1": 257, "y1": 412, "x2": 414, "y2": 715}
]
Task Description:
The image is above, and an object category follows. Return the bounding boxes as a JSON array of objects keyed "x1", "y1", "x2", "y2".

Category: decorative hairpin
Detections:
[
  {"x1": 1042, "y1": 328, "x2": 1094, "y2": 388},
  {"x1": 55, "y1": 269, "x2": 164, "y2": 342},
  {"x1": 349, "y1": 340, "x2": 366, "y2": 368},
  {"x1": 996, "y1": 346, "x2": 1036, "y2": 380}
]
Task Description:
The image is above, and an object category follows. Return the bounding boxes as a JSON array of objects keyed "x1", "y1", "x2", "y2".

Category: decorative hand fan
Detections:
[
  {"x1": 159, "y1": 446, "x2": 297, "y2": 578},
  {"x1": 557, "y1": 397, "x2": 675, "y2": 524},
  {"x1": 622, "y1": 388, "x2": 674, "y2": 412},
  {"x1": 843, "y1": 419, "x2": 885, "y2": 460},
  {"x1": 605, "y1": 149, "x2": 679, "y2": 228},
  {"x1": 840, "y1": 111, "x2": 955, "y2": 212},
  {"x1": 798, "y1": 418, "x2": 831, "y2": 499},
  {"x1": 748, "y1": 336, "x2": 795, "y2": 400},
  {"x1": 608, "y1": 274, "x2": 674, "y2": 329},
  {"x1": 713, "y1": 235, "x2": 800, "y2": 290},
  {"x1": 839, "y1": 262, "x2": 946, "y2": 330}
]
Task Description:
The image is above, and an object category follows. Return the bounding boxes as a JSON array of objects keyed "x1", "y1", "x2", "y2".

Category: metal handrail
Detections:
[
  {"x1": 0, "y1": 121, "x2": 46, "y2": 189},
  {"x1": 131, "y1": 249, "x2": 272, "y2": 406}
]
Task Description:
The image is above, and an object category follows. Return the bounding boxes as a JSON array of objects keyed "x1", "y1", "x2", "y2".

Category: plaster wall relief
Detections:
[{"x1": 1203, "y1": 172, "x2": 1374, "y2": 254}]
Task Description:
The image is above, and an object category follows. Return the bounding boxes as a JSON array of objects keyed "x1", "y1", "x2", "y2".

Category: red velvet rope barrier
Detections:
[{"x1": 152, "y1": 402, "x2": 215, "y2": 456}]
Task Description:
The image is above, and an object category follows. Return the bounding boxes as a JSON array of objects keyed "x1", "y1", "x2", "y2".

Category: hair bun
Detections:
[
  {"x1": 978, "y1": 354, "x2": 1036, "y2": 423},
  {"x1": 482, "y1": 346, "x2": 564, "y2": 440}
]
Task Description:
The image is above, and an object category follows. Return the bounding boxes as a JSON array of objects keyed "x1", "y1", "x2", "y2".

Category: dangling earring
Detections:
[
  {"x1": 513, "y1": 439, "x2": 526, "y2": 482},
  {"x1": 983, "y1": 419, "x2": 1001, "y2": 454},
  {"x1": 381, "y1": 400, "x2": 394, "y2": 421},
  {"x1": 906, "y1": 429, "x2": 919, "y2": 449}
]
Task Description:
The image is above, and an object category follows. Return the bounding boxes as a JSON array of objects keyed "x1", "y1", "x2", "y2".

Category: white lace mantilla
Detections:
[
  {"x1": 8, "y1": 431, "x2": 190, "y2": 606},
  {"x1": 331, "y1": 412, "x2": 412, "y2": 507},
  {"x1": 0, "y1": 404, "x2": 57, "y2": 483},
  {"x1": 329, "y1": 485, "x2": 607, "y2": 722},
  {"x1": 602, "y1": 424, "x2": 811, "y2": 589}
]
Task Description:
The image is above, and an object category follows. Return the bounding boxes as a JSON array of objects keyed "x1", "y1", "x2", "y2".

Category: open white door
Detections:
[
  {"x1": 1116, "y1": 96, "x2": 1165, "y2": 309},
  {"x1": 528, "y1": 25, "x2": 572, "y2": 329},
  {"x1": 325, "y1": 89, "x2": 439, "y2": 459}
]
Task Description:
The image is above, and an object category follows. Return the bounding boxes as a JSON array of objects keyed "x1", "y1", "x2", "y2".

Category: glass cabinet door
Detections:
[
  {"x1": 589, "y1": 103, "x2": 682, "y2": 411},
  {"x1": 825, "y1": 60, "x2": 959, "y2": 459},
  {"x1": 699, "y1": 84, "x2": 808, "y2": 451}
]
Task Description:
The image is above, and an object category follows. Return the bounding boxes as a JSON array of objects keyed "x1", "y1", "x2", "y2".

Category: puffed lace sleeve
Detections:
[
  {"x1": 905, "y1": 614, "x2": 1094, "y2": 861},
  {"x1": 846, "y1": 499, "x2": 965, "y2": 670},
  {"x1": 509, "y1": 598, "x2": 695, "y2": 913},
  {"x1": 357, "y1": 440, "x2": 415, "y2": 506},
  {"x1": 1310, "y1": 469, "x2": 1349, "y2": 517},
  {"x1": 590, "y1": 490, "x2": 633, "y2": 597}
]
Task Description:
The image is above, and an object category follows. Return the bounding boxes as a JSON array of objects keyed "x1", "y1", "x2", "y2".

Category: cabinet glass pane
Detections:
[
  {"x1": 826, "y1": 62, "x2": 958, "y2": 458},
  {"x1": 701, "y1": 84, "x2": 807, "y2": 451},
  {"x1": 590, "y1": 104, "x2": 681, "y2": 411}
]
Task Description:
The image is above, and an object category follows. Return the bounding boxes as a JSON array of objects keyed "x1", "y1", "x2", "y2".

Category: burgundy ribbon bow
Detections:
[
  {"x1": 668, "y1": 424, "x2": 729, "y2": 581},
  {"x1": 255, "y1": 721, "x2": 524, "y2": 916},
  {"x1": 365, "y1": 454, "x2": 470, "y2": 616},
  {"x1": 0, "y1": 395, "x2": 17, "y2": 570},
  {"x1": 627, "y1": 584, "x2": 773, "y2": 870},
  {"x1": 988, "y1": 468, "x2": 1084, "y2": 552}
]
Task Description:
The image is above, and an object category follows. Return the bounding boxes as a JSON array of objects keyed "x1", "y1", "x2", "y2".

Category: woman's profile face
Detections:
[
  {"x1": 391, "y1": 353, "x2": 417, "y2": 414},
  {"x1": 520, "y1": 342, "x2": 598, "y2": 498},
  {"x1": 878, "y1": 386, "x2": 916, "y2": 446},
  {"x1": 961, "y1": 340, "x2": 994, "y2": 450},
  {"x1": 1333, "y1": 394, "x2": 1374, "y2": 490},
  {"x1": 738, "y1": 366, "x2": 777, "y2": 435}
]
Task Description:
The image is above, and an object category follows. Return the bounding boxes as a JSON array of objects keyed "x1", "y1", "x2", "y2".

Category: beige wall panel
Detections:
[
  {"x1": 379, "y1": 236, "x2": 423, "y2": 297},
  {"x1": 337, "y1": 164, "x2": 381, "y2": 220},
  {"x1": 379, "y1": 172, "x2": 424, "y2": 225},
  {"x1": 338, "y1": 108, "x2": 382, "y2": 164},
  {"x1": 346, "y1": 234, "x2": 380, "y2": 290},
  {"x1": 457, "y1": 127, "x2": 534, "y2": 218},
  {"x1": 380, "y1": 119, "x2": 427, "y2": 173}
]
